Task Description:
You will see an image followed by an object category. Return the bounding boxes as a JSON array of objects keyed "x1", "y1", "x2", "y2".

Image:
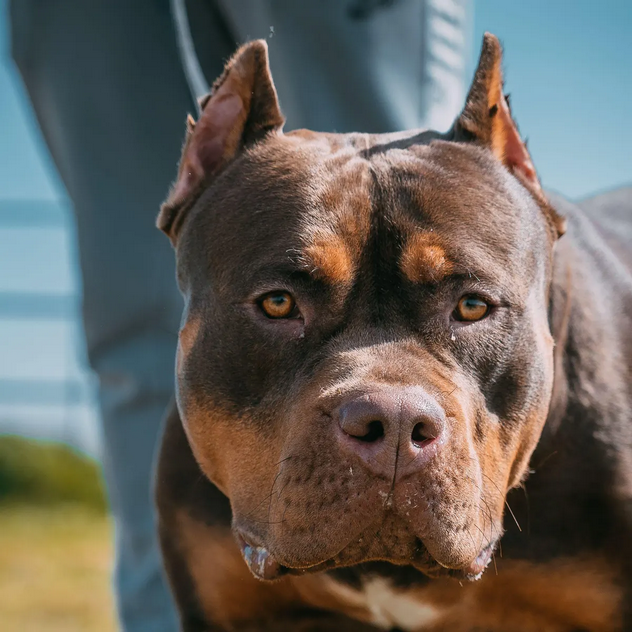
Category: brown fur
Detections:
[
  {"x1": 168, "y1": 466, "x2": 622, "y2": 632},
  {"x1": 155, "y1": 34, "x2": 632, "y2": 632},
  {"x1": 427, "y1": 558, "x2": 621, "y2": 632}
]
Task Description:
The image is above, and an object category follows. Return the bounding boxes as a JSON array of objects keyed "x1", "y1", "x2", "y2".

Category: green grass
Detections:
[
  {"x1": 0, "y1": 435, "x2": 107, "y2": 511},
  {"x1": 0, "y1": 436, "x2": 115, "y2": 631}
]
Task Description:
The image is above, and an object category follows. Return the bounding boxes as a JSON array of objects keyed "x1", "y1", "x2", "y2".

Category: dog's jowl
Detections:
[{"x1": 155, "y1": 34, "x2": 632, "y2": 631}]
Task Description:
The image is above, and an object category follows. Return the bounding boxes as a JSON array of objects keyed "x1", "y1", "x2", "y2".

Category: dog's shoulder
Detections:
[
  {"x1": 570, "y1": 186, "x2": 632, "y2": 274},
  {"x1": 578, "y1": 185, "x2": 632, "y2": 227}
]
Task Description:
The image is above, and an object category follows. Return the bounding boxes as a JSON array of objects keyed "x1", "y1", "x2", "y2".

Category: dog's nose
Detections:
[{"x1": 334, "y1": 387, "x2": 447, "y2": 479}]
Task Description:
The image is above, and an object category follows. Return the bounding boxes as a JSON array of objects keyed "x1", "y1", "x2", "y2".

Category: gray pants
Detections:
[{"x1": 10, "y1": 1, "x2": 469, "y2": 629}]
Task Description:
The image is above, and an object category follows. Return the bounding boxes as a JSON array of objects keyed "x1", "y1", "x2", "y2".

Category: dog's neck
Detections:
[
  {"x1": 546, "y1": 237, "x2": 574, "y2": 435},
  {"x1": 540, "y1": 194, "x2": 630, "y2": 482}
]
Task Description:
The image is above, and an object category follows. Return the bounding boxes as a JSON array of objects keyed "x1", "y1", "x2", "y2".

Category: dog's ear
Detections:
[
  {"x1": 158, "y1": 40, "x2": 284, "y2": 244},
  {"x1": 456, "y1": 33, "x2": 565, "y2": 237},
  {"x1": 457, "y1": 33, "x2": 539, "y2": 190}
]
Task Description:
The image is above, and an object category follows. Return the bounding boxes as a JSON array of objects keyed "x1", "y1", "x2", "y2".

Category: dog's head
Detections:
[{"x1": 158, "y1": 35, "x2": 565, "y2": 581}]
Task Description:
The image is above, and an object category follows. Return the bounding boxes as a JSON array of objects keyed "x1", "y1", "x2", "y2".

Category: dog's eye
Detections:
[
  {"x1": 259, "y1": 291, "x2": 298, "y2": 319},
  {"x1": 453, "y1": 295, "x2": 490, "y2": 322}
]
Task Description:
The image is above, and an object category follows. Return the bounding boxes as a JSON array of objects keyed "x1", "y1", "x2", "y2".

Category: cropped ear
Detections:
[
  {"x1": 158, "y1": 40, "x2": 284, "y2": 243},
  {"x1": 456, "y1": 33, "x2": 565, "y2": 237}
]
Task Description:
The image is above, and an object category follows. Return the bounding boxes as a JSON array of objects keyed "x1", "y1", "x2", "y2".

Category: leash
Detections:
[{"x1": 170, "y1": 0, "x2": 210, "y2": 113}]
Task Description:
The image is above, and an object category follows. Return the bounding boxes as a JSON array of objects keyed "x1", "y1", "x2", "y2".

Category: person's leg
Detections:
[
  {"x1": 9, "y1": 2, "x2": 231, "y2": 629},
  {"x1": 212, "y1": 0, "x2": 471, "y2": 133}
]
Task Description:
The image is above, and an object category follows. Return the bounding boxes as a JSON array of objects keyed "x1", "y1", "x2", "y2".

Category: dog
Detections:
[{"x1": 154, "y1": 33, "x2": 632, "y2": 631}]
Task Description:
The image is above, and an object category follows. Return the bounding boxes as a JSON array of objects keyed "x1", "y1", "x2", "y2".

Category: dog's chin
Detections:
[{"x1": 235, "y1": 524, "x2": 497, "y2": 583}]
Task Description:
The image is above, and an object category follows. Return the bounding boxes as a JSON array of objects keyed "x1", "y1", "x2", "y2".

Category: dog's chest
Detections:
[{"x1": 325, "y1": 576, "x2": 443, "y2": 631}]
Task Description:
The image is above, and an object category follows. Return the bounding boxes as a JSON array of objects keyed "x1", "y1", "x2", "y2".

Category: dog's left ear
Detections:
[
  {"x1": 457, "y1": 33, "x2": 539, "y2": 191},
  {"x1": 158, "y1": 40, "x2": 284, "y2": 244},
  {"x1": 456, "y1": 34, "x2": 565, "y2": 237}
]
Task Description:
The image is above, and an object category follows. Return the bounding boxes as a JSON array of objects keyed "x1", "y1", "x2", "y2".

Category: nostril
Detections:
[
  {"x1": 346, "y1": 420, "x2": 384, "y2": 443},
  {"x1": 411, "y1": 422, "x2": 434, "y2": 448}
]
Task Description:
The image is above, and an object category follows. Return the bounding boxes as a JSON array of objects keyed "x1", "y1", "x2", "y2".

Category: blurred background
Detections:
[{"x1": 0, "y1": 1, "x2": 630, "y2": 631}]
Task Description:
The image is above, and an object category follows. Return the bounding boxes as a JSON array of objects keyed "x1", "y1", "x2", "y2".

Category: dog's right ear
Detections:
[{"x1": 158, "y1": 40, "x2": 284, "y2": 244}]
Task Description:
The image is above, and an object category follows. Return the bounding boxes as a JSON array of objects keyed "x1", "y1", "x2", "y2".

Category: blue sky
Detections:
[
  {"x1": 469, "y1": 0, "x2": 631, "y2": 198},
  {"x1": 0, "y1": 1, "x2": 630, "y2": 452}
]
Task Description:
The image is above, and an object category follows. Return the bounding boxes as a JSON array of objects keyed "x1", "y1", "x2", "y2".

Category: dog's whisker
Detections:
[
  {"x1": 522, "y1": 485, "x2": 531, "y2": 537},
  {"x1": 504, "y1": 500, "x2": 522, "y2": 532},
  {"x1": 243, "y1": 457, "x2": 294, "y2": 521},
  {"x1": 267, "y1": 469, "x2": 286, "y2": 524}
]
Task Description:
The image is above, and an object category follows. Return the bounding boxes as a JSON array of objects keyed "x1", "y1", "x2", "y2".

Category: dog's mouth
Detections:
[
  {"x1": 236, "y1": 531, "x2": 348, "y2": 580},
  {"x1": 235, "y1": 530, "x2": 497, "y2": 582}
]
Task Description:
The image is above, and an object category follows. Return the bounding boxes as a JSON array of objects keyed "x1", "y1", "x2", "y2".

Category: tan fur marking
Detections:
[
  {"x1": 176, "y1": 512, "x2": 384, "y2": 628},
  {"x1": 300, "y1": 154, "x2": 372, "y2": 287},
  {"x1": 401, "y1": 234, "x2": 454, "y2": 283},
  {"x1": 180, "y1": 396, "x2": 279, "y2": 499},
  {"x1": 291, "y1": 574, "x2": 376, "y2": 625},
  {"x1": 304, "y1": 234, "x2": 354, "y2": 284},
  {"x1": 177, "y1": 511, "x2": 301, "y2": 627},
  {"x1": 411, "y1": 557, "x2": 622, "y2": 631},
  {"x1": 176, "y1": 317, "x2": 201, "y2": 376}
]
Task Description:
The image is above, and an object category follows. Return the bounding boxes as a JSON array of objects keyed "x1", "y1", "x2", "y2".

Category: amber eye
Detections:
[
  {"x1": 453, "y1": 295, "x2": 490, "y2": 322},
  {"x1": 259, "y1": 291, "x2": 297, "y2": 319}
]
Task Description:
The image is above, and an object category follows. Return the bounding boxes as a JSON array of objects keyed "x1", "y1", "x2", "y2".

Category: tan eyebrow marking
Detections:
[
  {"x1": 177, "y1": 316, "x2": 202, "y2": 375},
  {"x1": 299, "y1": 154, "x2": 372, "y2": 286},
  {"x1": 400, "y1": 233, "x2": 454, "y2": 283},
  {"x1": 304, "y1": 233, "x2": 354, "y2": 285}
]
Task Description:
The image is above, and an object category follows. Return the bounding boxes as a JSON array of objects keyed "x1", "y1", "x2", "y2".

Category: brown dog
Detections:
[{"x1": 155, "y1": 33, "x2": 632, "y2": 631}]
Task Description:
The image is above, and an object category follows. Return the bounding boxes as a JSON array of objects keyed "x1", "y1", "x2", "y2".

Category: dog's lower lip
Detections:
[
  {"x1": 462, "y1": 541, "x2": 496, "y2": 579},
  {"x1": 285, "y1": 557, "x2": 342, "y2": 574},
  {"x1": 236, "y1": 531, "x2": 336, "y2": 579},
  {"x1": 236, "y1": 533, "x2": 284, "y2": 580}
]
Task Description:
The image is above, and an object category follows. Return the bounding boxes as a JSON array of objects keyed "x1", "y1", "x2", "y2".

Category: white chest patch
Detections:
[{"x1": 326, "y1": 576, "x2": 442, "y2": 631}]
